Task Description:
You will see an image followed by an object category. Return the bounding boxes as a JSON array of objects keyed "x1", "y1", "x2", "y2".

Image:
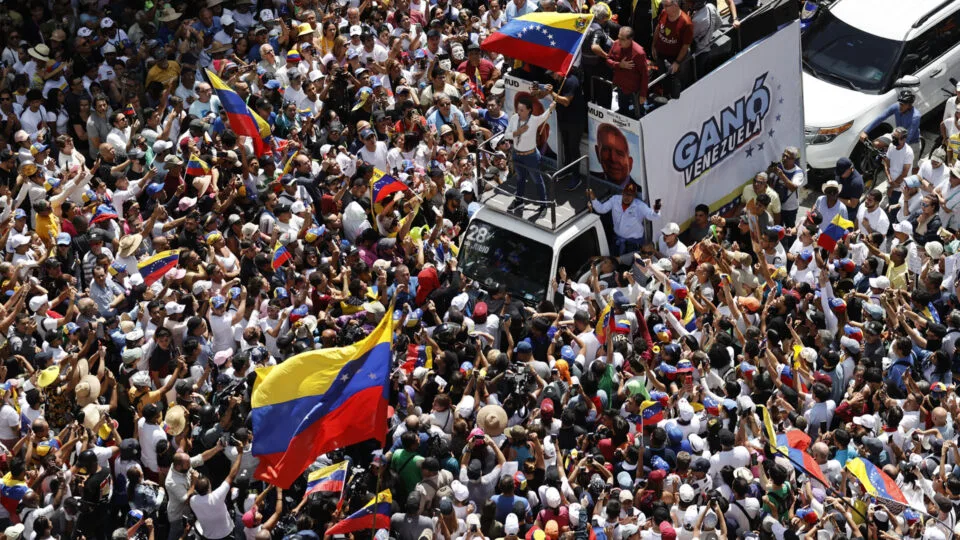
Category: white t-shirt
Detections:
[
  {"x1": 856, "y1": 205, "x2": 890, "y2": 236},
  {"x1": 0, "y1": 404, "x2": 20, "y2": 440},
  {"x1": 137, "y1": 418, "x2": 167, "y2": 472},
  {"x1": 190, "y1": 481, "x2": 234, "y2": 539},
  {"x1": 886, "y1": 143, "x2": 915, "y2": 189},
  {"x1": 209, "y1": 313, "x2": 237, "y2": 353},
  {"x1": 358, "y1": 141, "x2": 390, "y2": 173}
]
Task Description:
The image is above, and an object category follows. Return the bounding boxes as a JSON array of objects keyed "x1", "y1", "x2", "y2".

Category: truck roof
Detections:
[{"x1": 475, "y1": 180, "x2": 618, "y2": 234}]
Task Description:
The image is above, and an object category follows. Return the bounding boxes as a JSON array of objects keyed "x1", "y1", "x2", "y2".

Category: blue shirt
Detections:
[
  {"x1": 427, "y1": 105, "x2": 469, "y2": 131},
  {"x1": 491, "y1": 494, "x2": 530, "y2": 522},
  {"x1": 885, "y1": 355, "x2": 914, "y2": 393},
  {"x1": 863, "y1": 103, "x2": 921, "y2": 143},
  {"x1": 478, "y1": 108, "x2": 509, "y2": 135}
]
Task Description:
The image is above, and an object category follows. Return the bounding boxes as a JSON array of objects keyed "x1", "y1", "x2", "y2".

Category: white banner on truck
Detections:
[{"x1": 640, "y1": 20, "x2": 804, "y2": 229}]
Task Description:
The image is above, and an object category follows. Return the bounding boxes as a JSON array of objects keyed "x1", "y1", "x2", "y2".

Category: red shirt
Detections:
[
  {"x1": 606, "y1": 41, "x2": 649, "y2": 96},
  {"x1": 457, "y1": 58, "x2": 497, "y2": 85},
  {"x1": 653, "y1": 10, "x2": 694, "y2": 60}
]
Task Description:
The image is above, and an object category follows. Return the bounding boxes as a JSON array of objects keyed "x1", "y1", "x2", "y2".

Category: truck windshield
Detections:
[
  {"x1": 460, "y1": 220, "x2": 553, "y2": 304},
  {"x1": 801, "y1": 10, "x2": 901, "y2": 94}
]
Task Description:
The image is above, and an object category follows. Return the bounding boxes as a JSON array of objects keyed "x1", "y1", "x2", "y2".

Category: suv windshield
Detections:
[
  {"x1": 802, "y1": 10, "x2": 902, "y2": 94},
  {"x1": 460, "y1": 219, "x2": 552, "y2": 304}
]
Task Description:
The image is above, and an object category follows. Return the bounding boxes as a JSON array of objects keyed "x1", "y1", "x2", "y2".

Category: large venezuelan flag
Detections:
[
  {"x1": 325, "y1": 491, "x2": 392, "y2": 536},
  {"x1": 251, "y1": 310, "x2": 394, "y2": 488},
  {"x1": 138, "y1": 250, "x2": 180, "y2": 286},
  {"x1": 205, "y1": 69, "x2": 270, "y2": 157},
  {"x1": 371, "y1": 173, "x2": 408, "y2": 205},
  {"x1": 305, "y1": 461, "x2": 348, "y2": 497},
  {"x1": 481, "y1": 13, "x2": 594, "y2": 75},
  {"x1": 845, "y1": 457, "x2": 908, "y2": 505}
]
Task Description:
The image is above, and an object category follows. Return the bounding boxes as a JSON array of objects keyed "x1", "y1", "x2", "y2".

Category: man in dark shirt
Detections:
[
  {"x1": 681, "y1": 204, "x2": 711, "y2": 245},
  {"x1": 0, "y1": 149, "x2": 18, "y2": 190},
  {"x1": 651, "y1": 0, "x2": 693, "y2": 98},
  {"x1": 551, "y1": 71, "x2": 587, "y2": 190},
  {"x1": 837, "y1": 157, "x2": 864, "y2": 217}
]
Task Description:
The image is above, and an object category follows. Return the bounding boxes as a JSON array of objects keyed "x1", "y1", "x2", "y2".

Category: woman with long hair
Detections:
[
  {"x1": 44, "y1": 88, "x2": 69, "y2": 140},
  {"x1": 69, "y1": 96, "x2": 92, "y2": 163}
]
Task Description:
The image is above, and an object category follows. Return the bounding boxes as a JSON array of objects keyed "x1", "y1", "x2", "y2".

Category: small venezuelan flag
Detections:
[
  {"x1": 639, "y1": 400, "x2": 664, "y2": 424},
  {"x1": 845, "y1": 457, "x2": 908, "y2": 507},
  {"x1": 186, "y1": 155, "x2": 211, "y2": 177},
  {"x1": 138, "y1": 250, "x2": 180, "y2": 286},
  {"x1": 401, "y1": 344, "x2": 433, "y2": 373},
  {"x1": 305, "y1": 461, "x2": 348, "y2": 497},
  {"x1": 272, "y1": 243, "x2": 292, "y2": 270},
  {"x1": 371, "y1": 172, "x2": 408, "y2": 205},
  {"x1": 251, "y1": 306, "x2": 394, "y2": 488},
  {"x1": 816, "y1": 213, "x2": 854, "y2": 251},
  {"x1": 481, "y1": 13, "x2": 594, "y2": 75},
  {"x1": 325, "y1": 491, "x2": 393, "y2": 536},
  {"x1": 595, "y1": 302, "x2": 613, "y2": 344}
]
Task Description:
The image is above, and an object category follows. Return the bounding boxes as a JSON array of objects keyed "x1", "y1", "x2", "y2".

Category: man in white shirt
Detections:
[
  {"x1": 937, "y1": 161, "x2": 960, "y2": 230},
  {"x1": 166, "y1": 442, "x2": 227, "y2": 540},
  {"x1": 656, "y1": 222, "x2": 689, "y2": 261},
  {"x1": 708, "y1": 429, "x2": 749, "y2": 487},
  {"x1": 190, "y1": 439, "x2": 245, "y2": 540},
  {"x1": 588, "y1": 183, "x2": 661, "y2": 256},
  {"x1": 137, "y1": 403, "x2": 168, "y2": 482},
  {"x1": 856, "y1": 189, "x2": 890, "y2": 237},
  {"x1": 105, "y1": 112, "x2": 134, "y2": 154},
  {"x1": 357, "y1": 128, "x2": 389, "y2": 172},
  {"x1": 884, "y1": 127, "x2": 914, "y2": 206}
]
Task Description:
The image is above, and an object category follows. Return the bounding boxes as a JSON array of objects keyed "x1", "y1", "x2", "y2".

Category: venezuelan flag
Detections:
[
  {"x1": 138, "y1": 250, "x2": 180, "y2": 286},
  {"x1": 845, "y1": 457, "x2": 908, "y2": 506},
  {"x1": 251, "y1": 309, "x2": 394, "y2": 488},
  {"x1": 305, "y1": 461, "x2": 348, "y2": 496},
  {"x1": 0, "y1": 473, "x2": 27, "y2": 522},
  {"x1": 639, "y1": 400, "x2": 663, "y2": 424},
  {"x1": 816, "y1": 213, "x2": 854, "y2": 251},
  {"x1": 186, "y1": 155, "x2": 211, "y2": 177},
  {"x1": 401, "y1": 344, "x2": 433, "y2": 373},
  {"x1": 272, "y1": 243, "x2": 292, "y2": 270},
  {"x1": 205, "y1": 69, "x2": 269, "y2": 157},
  {"x1": 596, "y1": 302, "x2": 612, "y2": 344},
  {"x1": 481, "y1": 13, "x2": 594, "y2": 75},
  {"x1": 372, "y1": 173, "x2": 408, "y2": 205},
  {"x1": 281, "y1": 150, "x2": 299, "y2": 177},
  {"x1": 325, "y1": 491, "x2": 392, "y2": 536}
]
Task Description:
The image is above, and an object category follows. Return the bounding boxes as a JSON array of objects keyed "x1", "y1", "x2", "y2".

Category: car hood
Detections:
[{"x1": 802, "y1": 72, "x2": 888, "y2": 128}]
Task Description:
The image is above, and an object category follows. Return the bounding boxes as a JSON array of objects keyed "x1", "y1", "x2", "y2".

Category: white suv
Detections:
[{"x1": 802, "y1": 0, "x2": 960, "y2": 176}]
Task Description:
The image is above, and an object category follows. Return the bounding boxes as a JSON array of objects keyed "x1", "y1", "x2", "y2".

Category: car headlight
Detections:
[{"x1": 804, "y1": 121, "x2": 854, "y2": 145}]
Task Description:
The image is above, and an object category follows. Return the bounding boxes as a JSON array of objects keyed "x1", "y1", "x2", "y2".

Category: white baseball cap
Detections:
[{"x1": 100, "y1": 17, "x2": 115, "y2": 28}]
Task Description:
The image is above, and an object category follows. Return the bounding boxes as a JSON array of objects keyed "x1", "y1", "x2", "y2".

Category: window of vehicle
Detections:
[
  {"x1": 802, "y1": 10, "x2": 903, "y2": 94},
  {"x1": 557, "y1": 228, "x2": 600, "y2": 280},
  {"x1": 898, "y1": 11, "x2": 960, "y2": 77},
  {"x1": 460, "y1": 220, "x2": 553, "y2": 304}
]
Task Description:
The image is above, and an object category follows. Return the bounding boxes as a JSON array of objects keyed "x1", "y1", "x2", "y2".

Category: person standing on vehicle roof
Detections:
[
  {"x1": 586, "y1": 182, "x2": 661, "y2": 256},
  {"x1": 506, "y1": 94, "x2": 556, "y2": 216},
  {"x1": 859, "y1": 90, "x2": 922, "y2": 163}
]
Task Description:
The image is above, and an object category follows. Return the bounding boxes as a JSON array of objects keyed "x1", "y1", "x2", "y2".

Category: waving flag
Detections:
[
  {"x1": 816, "y1": 213, "x2": 854, "y2": 251},
  {"x1": 639, "y1": 400, "x2": 664, "y2": 424},
  {"x1": 401, "y1": 344, "x2": 433, "y2": 373},
  {"x1": 596, "y1": 302, "x2": 613, "y2": 344},
  {"x1": 325, "y1": 491, "x2": 392, "y2": 536},
  {"x1": 138, "y1": 250, "x2": 180, "y2": 286},
  {"x1": 481, "y1": 13, "x2": 594, "y2": 75},
  {"x1": 845, "y1": 457, "x2": 908, "y2": 511},
  {"x1": 305, "y1": 461, "x2": 349, "y2": 497},
  {"x1": 186, "y1": 155, "x2": 211, "y2": 176},
  {"x1": 272, "y1": 243, "x2": 292, "y2": 270},
  {"x1": 205, "y1": 69, "x2": 269, "y2": 157},
  {"x1": 251, "y1": 306, "x2": 394, "y2": 488},
  {"x1": 371, "y1": 173, "x2": 408, "y2": 204}
]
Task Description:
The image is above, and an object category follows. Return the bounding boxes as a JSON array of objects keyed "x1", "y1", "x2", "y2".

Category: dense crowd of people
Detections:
[{"x1": 0, "y1": 1, "x2": 957, "y2": 540}]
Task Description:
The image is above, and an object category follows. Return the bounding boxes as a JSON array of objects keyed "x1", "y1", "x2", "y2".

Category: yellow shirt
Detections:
[
  {"x1": 886, "y1": 261, "x2": 908, "y2": 289},
  {"x1": 145, "y1": 61, "x2": 181, "y2": 88},
  {"x1": 742, "y1": 184, "x2": 782, "y2": 215},
  {"x1": 36, "y1": 213, "x2": 60, "y2": 245}
]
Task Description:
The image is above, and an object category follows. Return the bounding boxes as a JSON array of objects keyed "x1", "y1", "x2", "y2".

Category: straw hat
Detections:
[
  {"x1": 192, "y1": 175, "x2": 212, "y2": 195},
  {"x1": 159, "y1": 6, "x2": 182, "y2": 21},
  {"x1": 37, "y1": 366, "x2": 60, "y2": 389},
  {"x1": 298, "y1": 23, "x2": 314, "y2": 37},
  {"x1": 477, "y1": 405, "x2": 508, "y2": 436},
  {"x1": 165, "y1": 405, "x2": 188, "y2": 436},
  {"x1": 118, "y1": 234, "x2": 143, "y2": 258},
  {"x1": 208, "y1": 41, "x2": 232, "y2": 54},
  {"x1": 81, "y1": 403, "x2": 107, "y2": 432},
  {"x1": 76, "y1": 358, "x2": 90, "y2": 379},
  {"x1": 28, "y1": 44, "x2": 50, "y2": 63},
  {"x1": 75, "y1": 374, "x2": 101, "y2": 407}
]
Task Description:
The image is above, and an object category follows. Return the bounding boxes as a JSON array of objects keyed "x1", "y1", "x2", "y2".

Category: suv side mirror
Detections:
[{"x1": 895, "y1": 74, "x2": 921, "y2": 88}]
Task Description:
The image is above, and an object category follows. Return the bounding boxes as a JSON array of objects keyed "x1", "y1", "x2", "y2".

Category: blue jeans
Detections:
[
  {"x1": 615, "y1": 235, "x2": 645, "y2": 256},
  {"x1": 513, "y1": 150, "x2": 546, "y2": 203}
]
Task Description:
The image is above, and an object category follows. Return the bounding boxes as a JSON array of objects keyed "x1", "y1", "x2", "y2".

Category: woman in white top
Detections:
[
  {"x1": 208, "y1": 232, "x2": 241, "y2": 280},
  {"x1": 505, "y1": 93, "x2": 555, "y2": 214}
]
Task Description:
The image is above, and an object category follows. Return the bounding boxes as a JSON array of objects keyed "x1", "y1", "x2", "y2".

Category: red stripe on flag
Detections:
[{"x1": 481, "y1": 35, "x2": 578, "y2": 74}]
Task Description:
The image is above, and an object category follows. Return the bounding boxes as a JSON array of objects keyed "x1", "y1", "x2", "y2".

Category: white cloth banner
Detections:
[
  {"x1": 640, "y1": 21, "x2": 804, "y2": 229},
  {"x1": 503, "y1": 74, "x2": 560, "y2": 168}
]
